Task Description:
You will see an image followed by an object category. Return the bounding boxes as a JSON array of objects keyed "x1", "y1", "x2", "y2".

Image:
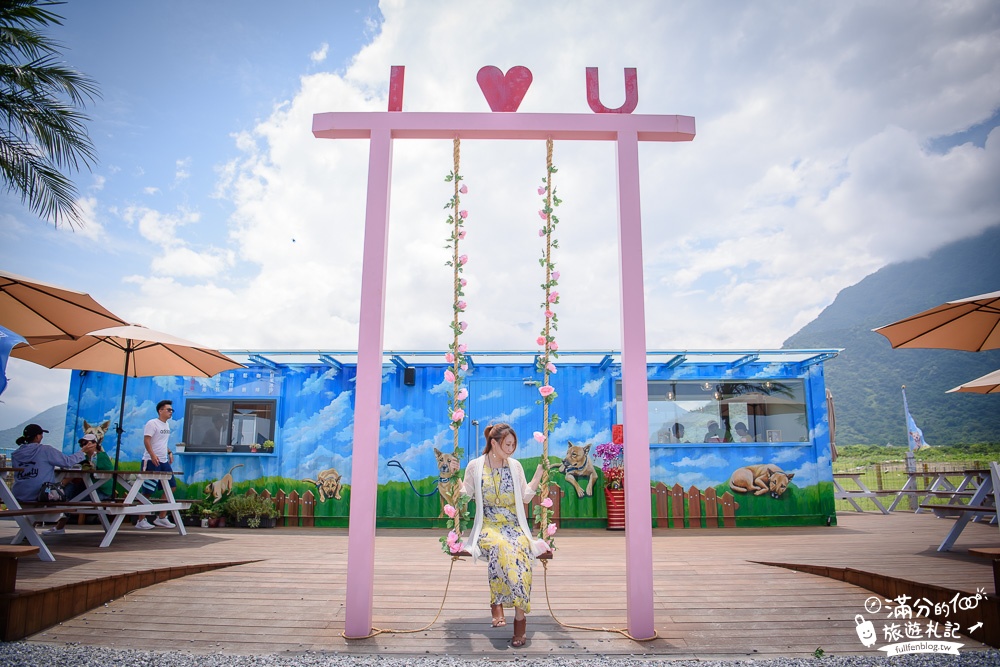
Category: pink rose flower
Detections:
[
  {"x1": 459, "y1": 210, "x2": 468, "y2": 219},
  {"x1": 447, "y1": 530, "x2": 458, "y2": 544},
  {"x1": 452, "y1": 409, "x2": 465, "y2": 422},
  {"x1": 533, "y1": 432, "x2": 546, "y2": 443},
  {"x1": 536, "y1": 336, "x2": 546, "y2": 346},
  {"x1": 458, "y1": 343, "x2": 467, "y2": 352},
  {"x1": 537, "y1": 186, "x2": 545, "y2": 195},
  {"x1": 550, "y1": 341, "x2": 559, "y2": 351},
  {"x1": 458, "y1": 254, "x2": 468, "y2": 265},
  {"x1": 460, "y1": 278, "x2": 467, "y2": 287},
  {"x1": 444, "y1": 369, "x2": 456, "y2": 383},
  {"x1": 456, "y1": 387, "x2": 468, "y2": 401},
  {"x1": 459, "y1": 184, "x2": 468, "y2": 194},
  {"x1": 545, "y1": 310, "x2": 554, "y2": 318},
  {"x1": 547, "y1": 292, "x2": 559, "y2": 303},
  {"x1": 459, "y1": 321, "x2": 468, "y2": 331},
  {"x1": 538, "y1": 229, "x2": 546, "y2": 237},
  {"x1": 552, "y1": 271, "x2": 560, "y2": 281},
  {"x1": 460, "y1": 363, "x2": 468, "y2": 371},
  {"x1": 541, "y1": 497, "x2": 553, "y2": 508},
  {"x1": 539, "y1": 385, "x2": 555, "y2": 397},
  {"x1": 538, "y1": 210, "x2": 547, "y2": 220},
  {"x1": 445, "y1": 352, "x2": 454, "y2": 363},
  {"x1": 546, "y1": 523, "x2": 557, "y2": 536},
  {"x1": 449, "y1": 541, "x2": 464, "y2": 554},
  {"x1": 444, "y1": 505, "x2": 457, "y2": 519},
  {"x1": 457, "y1": 300, "x2": 467, "y2": 311},
  {"x1": 458, "y1": 230, "x2": 466, "y2": 240},
  {"x1": 546, "y1": 362, "x2": 557, "y2": 374}
]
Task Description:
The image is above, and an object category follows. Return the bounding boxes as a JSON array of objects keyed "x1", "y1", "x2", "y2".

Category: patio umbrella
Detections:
[
  {"x1": 12, "y1": 324, "x2": 244, "y2": 478},
  {"x1": 0, "y1": 269, "x2": 127, "y2": 344},
  {"x1": 946, "y1": 367, "x2": 1000, "y2": 395},
  {"x1": 872, "y1": 290, "x2": 1000, "y2": 351}
]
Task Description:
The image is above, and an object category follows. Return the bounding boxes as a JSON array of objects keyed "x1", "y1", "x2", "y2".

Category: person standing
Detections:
[
  {"x1": 136, "y1": 400, "x2": 176, "y2": 530},
  {"x1": 454, "y1": 423, "x2": 546, "y2": 648}
]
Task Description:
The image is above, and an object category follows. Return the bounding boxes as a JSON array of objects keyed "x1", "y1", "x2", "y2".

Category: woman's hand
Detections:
[
  {"x1": 531, "y1": 465, "x2": 544, "y2": 483},
  {"x1": 448, "y1": 458, "x2": 460, "y2": 474}
]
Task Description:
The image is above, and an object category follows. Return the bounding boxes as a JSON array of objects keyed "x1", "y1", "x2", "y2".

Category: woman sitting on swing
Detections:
[{"x1": 452, "y1": 422, "x2": 547, "y2": 648}]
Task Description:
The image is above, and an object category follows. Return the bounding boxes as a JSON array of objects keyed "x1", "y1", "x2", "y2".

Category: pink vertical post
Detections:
[
  {"x1": 344, "y1": 127, "x2": 394, "y2": 638},
  {"x1": 615, "y1": 129, "x2": 655, "y2": 639}
]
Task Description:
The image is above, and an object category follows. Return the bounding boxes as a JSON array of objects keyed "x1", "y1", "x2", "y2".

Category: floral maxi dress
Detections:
[{"x1": 479, "y1": 464, "x2": 532, "y2": 612}]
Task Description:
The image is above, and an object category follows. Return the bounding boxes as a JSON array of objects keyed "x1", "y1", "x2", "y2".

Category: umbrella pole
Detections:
[{"x1": 111, "y1": 344, "x2": 132, "y2": 501}]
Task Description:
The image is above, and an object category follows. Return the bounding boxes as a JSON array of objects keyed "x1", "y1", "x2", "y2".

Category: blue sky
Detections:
[{"x1": 2, "y1": 1, "x2": 999, "y2": 429}]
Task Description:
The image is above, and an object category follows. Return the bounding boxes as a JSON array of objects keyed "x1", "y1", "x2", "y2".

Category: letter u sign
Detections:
[{"x1": 585, "y1": 67, "x2": 638, "y2": 114}]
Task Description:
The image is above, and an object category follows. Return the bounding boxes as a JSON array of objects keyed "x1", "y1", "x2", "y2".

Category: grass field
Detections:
[{"x1": 832, "y1": 443, "x2": 1000, "y2": 512}]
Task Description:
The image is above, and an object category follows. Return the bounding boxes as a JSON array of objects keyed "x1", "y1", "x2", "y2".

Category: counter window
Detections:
[
  {"x1": 615, "y1": 380, "x2": 808, "y2": 444},
  {"x1": 182, "y1": 399, "x2": 276, "y2": 453}
]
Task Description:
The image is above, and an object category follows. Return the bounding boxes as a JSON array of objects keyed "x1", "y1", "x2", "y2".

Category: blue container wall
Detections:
[{"x1": 63, "y1": 357, "x2": 834, "y2": 527}]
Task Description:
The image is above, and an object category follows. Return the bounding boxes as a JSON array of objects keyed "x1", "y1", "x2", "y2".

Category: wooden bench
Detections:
[
  {"x1": 919, "y1": 503, "x2": 997, "y2": 516},
  {"x1": 0, "y1": 546, "x2": 40, "y2": 594}
]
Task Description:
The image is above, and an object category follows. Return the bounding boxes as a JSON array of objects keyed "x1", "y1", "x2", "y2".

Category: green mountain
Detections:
[{"x1": 783, "y1": 225, "x2": 1000, "y2": 446}]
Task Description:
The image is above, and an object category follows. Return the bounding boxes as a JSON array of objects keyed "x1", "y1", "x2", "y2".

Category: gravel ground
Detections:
[{"x1": 0, "y1": 645, "x2": 998, "y2": 667}]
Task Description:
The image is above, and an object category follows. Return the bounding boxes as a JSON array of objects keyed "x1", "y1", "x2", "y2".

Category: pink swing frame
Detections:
[{"x1": 312, "y1": 71, "x2": 694, "y2": 640}]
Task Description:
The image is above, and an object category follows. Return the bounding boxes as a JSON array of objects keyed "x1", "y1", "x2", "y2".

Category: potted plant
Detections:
[
  {"x1": 175, "y1": 442, "x2": 186, "y2": 453},
  {"x1": 222, "y1": 494, "x2": 279, "y2": 528},
  {"x1": 595, "y1": 442, "x2": 625, "y2": 530},
  {"x1": 262, "y1": 440, "x2": 275, "y2": 453}
]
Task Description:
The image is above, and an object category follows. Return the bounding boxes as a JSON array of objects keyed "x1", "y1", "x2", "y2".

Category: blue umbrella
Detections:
[{"x1": 0, "y1": 324, "x2": 27, "y2": 397}]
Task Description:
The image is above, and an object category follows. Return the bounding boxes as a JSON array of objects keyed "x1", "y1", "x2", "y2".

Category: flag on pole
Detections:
[
  {"x1": 0, "y1": 324, "x2": 27, "y2": 397},
  {"x1": 902, "y1": 386, "x2": 928, "y2": 450}
]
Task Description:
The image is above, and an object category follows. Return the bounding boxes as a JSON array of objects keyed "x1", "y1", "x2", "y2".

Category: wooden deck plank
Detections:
[{"x1": 5, "y1": 512, "x2": 999, "y2": 657}]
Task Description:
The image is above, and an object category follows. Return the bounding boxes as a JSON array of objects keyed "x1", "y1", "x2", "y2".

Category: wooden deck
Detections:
[{"x1": 2, "y1": 511, "x2": 999, "y2": 659}]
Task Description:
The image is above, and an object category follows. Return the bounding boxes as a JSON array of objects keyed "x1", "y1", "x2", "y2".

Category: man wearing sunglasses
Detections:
[{"x1": 136, "y1": 399, "x2": 176, "y2": 530}]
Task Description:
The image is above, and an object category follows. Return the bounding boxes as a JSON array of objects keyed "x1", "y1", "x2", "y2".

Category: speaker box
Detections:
[{"x1": 403, "y1": 367, "x2": 416, "y2": 386}]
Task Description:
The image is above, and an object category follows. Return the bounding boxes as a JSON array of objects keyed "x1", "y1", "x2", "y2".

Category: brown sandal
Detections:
[
  {"x1": 491, "y1": 604, "x2": 506, "y2": 627},
  {"x1": 511, "y1": 616, "x2": 526, "y2": 647}
]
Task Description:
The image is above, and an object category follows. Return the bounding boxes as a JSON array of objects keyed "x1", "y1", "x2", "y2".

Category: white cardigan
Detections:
[{"x1": 460, "y1": 455, "x2": 549, "y2": 562}]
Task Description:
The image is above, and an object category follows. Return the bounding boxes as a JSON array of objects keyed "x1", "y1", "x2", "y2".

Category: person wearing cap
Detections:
[{"x1": 12, "y1": 424, "x2": 96, "y2": 535}]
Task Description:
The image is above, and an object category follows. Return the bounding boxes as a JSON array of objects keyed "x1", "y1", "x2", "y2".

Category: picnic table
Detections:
[
  {"x1": 918, "y1": 467, "x2": 997, "y2": 552},
  {"x1": 53, "y1": 467, "x2": 189, "y2": 547},
  {"x1": 1, "y1": 466, "x2": 189, "y2": 560},
  {"x1": 0, "y1": 467, "x2": 57, "y2": 561},
  {"x1": 833, "y1": 472, "x2": 892, "y2": 514}
]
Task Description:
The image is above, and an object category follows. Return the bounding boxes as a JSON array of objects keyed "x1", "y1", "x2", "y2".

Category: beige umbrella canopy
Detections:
[
  {"x1": 947, "y1": 368, "x2": 1000, "y2": 395},
  {"x1": 873, "y1": 290, "x2": 1000, "y2": 351},
  {"x1": 0, "y1": 269, "x2": 126, "y2": 343},
  {"x1": 13, "y1": 324, "x2": 244, "y2": 475}
]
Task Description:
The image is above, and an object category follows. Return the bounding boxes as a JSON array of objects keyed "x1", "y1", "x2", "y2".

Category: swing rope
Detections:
[
  {"x1": 343, "y1": 140, "x2": 656, "y2": 643},
  {"x1": 341, "y1": 554, "x2": 465, "y2": 640}
]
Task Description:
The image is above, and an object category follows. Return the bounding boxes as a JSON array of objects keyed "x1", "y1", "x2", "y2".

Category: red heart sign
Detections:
[{"x1": 476, "y1": 66, "x2": 533, "y2": 112}]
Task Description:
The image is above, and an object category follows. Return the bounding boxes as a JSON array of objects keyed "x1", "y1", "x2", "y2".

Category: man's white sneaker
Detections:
[
  {"x1": 135, "y1": 518, "x2": 155, "y2": 530},
  {"x1": 43, "y1": 527, "x2": 65, "y2": 535},
  {"x1": 153, "y1": 517, "x2": 176, "y2": 529}
]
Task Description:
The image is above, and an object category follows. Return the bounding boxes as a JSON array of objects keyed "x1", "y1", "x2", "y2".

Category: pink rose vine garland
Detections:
[
  {"x1": 441, "y1": 138, "x2": 471, "y2": 554},
  {"x1": 531, "y1": 138, "x2": 562, "y2": 550}
]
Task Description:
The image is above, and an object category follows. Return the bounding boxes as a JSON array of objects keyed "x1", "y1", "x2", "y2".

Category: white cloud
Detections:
[
  {"x1": 144, "y1": 187, "x2": 160, "y2": 195},
  {"x1": 175, "y1": 157, "x2": 191, "y2": 183},
  {"x1": 29, "y1": 1, "x2": 1000, "y2": 376},
  {"x1": 310, "y1": 42, "x2": 329, "y2": 64}
]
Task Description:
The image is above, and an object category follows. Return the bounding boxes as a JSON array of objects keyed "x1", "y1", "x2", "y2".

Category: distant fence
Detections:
[
  {"x1": 651, "y1": 482, "x2": 740, "y2": 529},
  {"x1": 245, "y1": 488, "x2": 316, "y2": 527},
  {"x1": 831, "y1": 460, "x2": 992, "y2": 512}
]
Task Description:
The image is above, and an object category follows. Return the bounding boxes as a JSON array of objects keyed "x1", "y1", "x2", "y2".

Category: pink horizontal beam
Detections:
[{"x1": 312, "y1": 112, "x2": 695, "y2": 142}]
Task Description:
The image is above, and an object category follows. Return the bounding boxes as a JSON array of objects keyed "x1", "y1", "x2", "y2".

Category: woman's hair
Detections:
[{"x1": 483, "y1": 422, "x2": 517, "y2": 455}]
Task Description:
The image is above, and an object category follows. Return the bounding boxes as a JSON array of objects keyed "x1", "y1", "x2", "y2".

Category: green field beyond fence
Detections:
[{"x1": 832, "y1": 444, "x2": 1000, "y2": 513}]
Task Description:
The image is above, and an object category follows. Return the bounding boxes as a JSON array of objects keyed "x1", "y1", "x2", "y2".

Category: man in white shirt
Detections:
[{"x1": 136, "y1": 399, "x2": 176, "y2": 530}]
